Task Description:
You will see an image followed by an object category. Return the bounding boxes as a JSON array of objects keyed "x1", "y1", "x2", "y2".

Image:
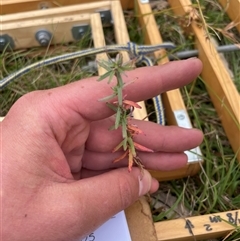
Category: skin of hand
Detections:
[{"x1": 1, "y1": 58, "x2": 203, "y2": 241}]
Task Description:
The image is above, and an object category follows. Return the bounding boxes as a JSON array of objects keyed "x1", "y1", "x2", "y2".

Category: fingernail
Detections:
[
  {"x1": 138, "y1": 170, "x2": 152, "y2": 196},
  {"x1": 185, "y1": 57, "x2": 197, "y2": 61}
]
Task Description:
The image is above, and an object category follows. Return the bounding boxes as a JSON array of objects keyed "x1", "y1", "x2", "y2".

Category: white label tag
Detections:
[
  {"x1": 174, "y1": 110, "x2": 202, "y2": 163},
  {"x1": 80, "y1": 211, "x2": 132, "y2": 241}
]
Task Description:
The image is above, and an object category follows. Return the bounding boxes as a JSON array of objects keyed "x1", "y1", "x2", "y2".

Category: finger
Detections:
[
  {"x1": 82, "y1": 150, "x2": 188, "y2": 171},
  {"x1": 86, "y1": 118, "x2": 204, "y2": 152},
  {"x1": 42, "y1": 58, "x2": 202, "y2": 121},
  {"x1": 58, "y1": 168, "x2": 158, "y2": 239}
]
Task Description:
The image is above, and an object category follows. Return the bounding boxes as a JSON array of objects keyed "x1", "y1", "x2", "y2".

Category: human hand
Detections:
[{"x1": 2, "y1": 58, "x2": 203, "y2": 241}]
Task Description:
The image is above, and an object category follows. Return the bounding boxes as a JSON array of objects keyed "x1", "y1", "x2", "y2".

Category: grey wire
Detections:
[{"x1": 169, "y1": 44, "x2": 240, "y2": 60}]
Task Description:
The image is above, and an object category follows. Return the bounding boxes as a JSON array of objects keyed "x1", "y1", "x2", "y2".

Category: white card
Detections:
[{"x1": 80, "y1": 211, "x2": 132, "y2": 241}]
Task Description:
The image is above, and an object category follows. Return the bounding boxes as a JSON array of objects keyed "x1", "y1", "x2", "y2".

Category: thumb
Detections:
[{"x1": 63, "y1": 168, "x2": 158, "y2": 239}]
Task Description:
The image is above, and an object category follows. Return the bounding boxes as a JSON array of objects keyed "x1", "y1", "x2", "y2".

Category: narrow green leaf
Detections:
[
  {"x1": 116, "y1": 53, "x2": 123, "y2": 66},
  {"x1": 117, "y1": 68, "x2": 126, "y2": 75},
  {"x1": 117, "y1": 85, "x2": 123, "y2": 105},
  {"x1": 116, "y1": 72, "x2": 124, "y2": 87},
  {"x1": 127, "y1": 137, "x2": 136, "y2": 157},
  {"x1": 112, "y1": 139, "x2": 125, "y2": 152},
  {"x1": 115, "y1": 107, "x2": 122, "y2": 129},
  {"x1": 121, "y1": 119, "x2": 127, "y2": 139},
  {"x1": 107, "y1": 70, "x2": 115, "y2": 84},
  {"x1": 99, "y1": 93, "x2": 116, "y2": 102},
  {"x1": 106, "y1": 102, "x2": 118, "y2": 112},
  {"x1": 97, "y1": 70, "x2": 113, "y2": 81},
  {"x1": 97, "y1": 60, "x2": 112, "y2": 71},
  {"x1": 121, "y1": 106, "x2": 127, "y2": 120},
  {"x1": 123, "y1": 137, "x2": 127, "y2": 151}
]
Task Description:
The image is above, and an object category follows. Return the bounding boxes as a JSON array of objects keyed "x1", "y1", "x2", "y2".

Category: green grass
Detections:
[
  {"x1": 1, "y1": 1, "x2": 240, "y2": 240},
  {"x1": 128, "y1": 1, "x2": 240, "y2": 240},
  {"x1": 0, "y1": 33, "x2": 94, "y2": 115}
]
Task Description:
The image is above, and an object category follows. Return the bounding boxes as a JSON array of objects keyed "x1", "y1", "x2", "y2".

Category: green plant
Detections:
[{"x1": 97, "y1": 53, "x2": 153, "y2": 171}]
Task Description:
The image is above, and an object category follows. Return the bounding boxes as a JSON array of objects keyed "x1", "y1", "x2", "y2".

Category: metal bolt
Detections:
[
  {"x1": 71, "y1": 25, "x2": 89, "y2": 40},
  {"x1": 0, "y1": 34, "x2": 15, "y2": 51},
  {"x1": 40, "y1": 5, "x2": 48, "y2": 9},
  {"x1": 0, "y1": 37, "x2": 7, "y2": 47},
  {"x1": 78, "y1": 28, "x2": 85, "y2": 37},
  {"x1": 35, "y1": 30, "x2": 52, "y2": 46},
  {"x1": 100, "y1": 13, "x2": 106, "y2": 22},
  {"x1": 98, "y1": 10, "x2": 112, "y2": 25}
]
